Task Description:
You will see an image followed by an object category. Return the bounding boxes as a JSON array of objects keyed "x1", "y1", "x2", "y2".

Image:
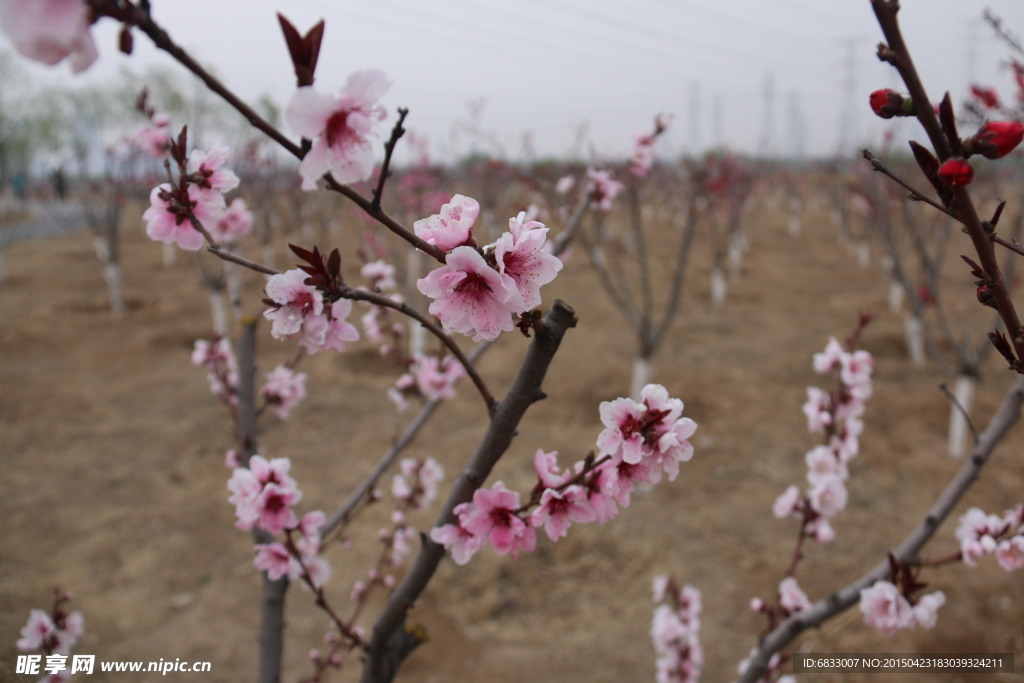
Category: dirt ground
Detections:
[{"x1": 1, "y1": 179, "x2": 1022, "y2": 683}]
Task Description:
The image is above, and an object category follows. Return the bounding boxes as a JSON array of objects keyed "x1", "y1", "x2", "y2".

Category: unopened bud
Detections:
[
  {"x1": 966, "y1": 121, "x2": 1024, "y2": 160},
  {"x1": 869, "y1": 89, "x2": 913, "y2": 119},
  {"x1": 977, "y1": 285, "x2": 998, "y2": 309},
  {"x1": 938, "y1": 157, "x2": 974, "y2": 187}
]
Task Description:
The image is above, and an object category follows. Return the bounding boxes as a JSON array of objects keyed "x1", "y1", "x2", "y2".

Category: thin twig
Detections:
[
  {"x1": 939, "y1": 381, "x2": 980, "y2": 446},
  {"x1": 371, "y1": 108, "x2": 409, "y2": 213},
  {"x1": 861, "y1": 149, "x2": 955, "y2": 220}
]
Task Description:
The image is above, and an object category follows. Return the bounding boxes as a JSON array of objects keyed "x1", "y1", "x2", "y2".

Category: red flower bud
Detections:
[
  {"x1": 938, "y1": 157, "x2": 974, "y2": 187},
  {"x1": 977, "y1": 285, "x2": 998, "y2": 309},
  {"x1": 869, "y1": 89, "x2": 910, "y2": 119},
  {"x1": 971, "y1": 121, "x2": 1024, "y2": 159}
]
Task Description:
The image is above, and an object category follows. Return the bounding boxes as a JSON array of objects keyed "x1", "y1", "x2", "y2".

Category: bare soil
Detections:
[{"x1": 1, "y1": 186, "x2": 1022, "y2": 683}]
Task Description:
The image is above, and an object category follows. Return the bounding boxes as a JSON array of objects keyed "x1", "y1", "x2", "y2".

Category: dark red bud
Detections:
[
  {"x1": 977, "y1": 285, "x2": 998, "y2": 309},
  {"x1": 938, "y1": 157, "x2": 973, "y2": 187},
  {"x1": 869, "y1": 89, "x2": 911, "y2": 119},
  {"x1": 971, "y1": 121, "x2": 1024, "y2": 159}
]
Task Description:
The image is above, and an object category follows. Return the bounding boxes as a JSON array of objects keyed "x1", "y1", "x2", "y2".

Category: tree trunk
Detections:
[{"x1": 947, "y1": 374, "x2": 976, "y2": 458}]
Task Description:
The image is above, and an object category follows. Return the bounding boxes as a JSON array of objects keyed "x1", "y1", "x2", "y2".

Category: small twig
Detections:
[
  {"x1": 371, "y1": 108, "x2": 409, "y2": 213},
  {"x1": 339, "y1": 285, "x2": 496, "y2": 412},
  {"x1": 208, "y1": 244, "x2": 281, "y2": 276},
  {"x1": 861, "y1": 149, "x2": 955, "y2": 220},
  {"x1": 939, "y1": 381, "x2": 980, "y2": 446},
  {"x1": 993, "y1": 235, "x2": 1024, "y2": 258}
]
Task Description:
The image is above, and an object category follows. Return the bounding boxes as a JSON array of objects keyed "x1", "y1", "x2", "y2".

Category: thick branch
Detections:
[
  {"x1": 738, "y1": 374, "x2": 1024, "y2": 683},
  {"x1": 360, "y1": 300, "x2": 578, "y2": 683}
]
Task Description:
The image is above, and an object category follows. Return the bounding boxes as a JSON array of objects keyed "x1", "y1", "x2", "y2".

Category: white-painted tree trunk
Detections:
[
  {"x1": 162, "y1": 243, "x2": 176, "y2": 267},
  {"x1": 630, "y1": 355, "x2": 651, "y2": 400},
  {"x1": 711, "y1": 267, "x2": 727, "y2": 305},
  {"x1": 904, "y1": 313, "x2": 926, "y2": 367},
  {"x1": 408, "y1": 248, "x2": 427, "y2": 357},
  {"x1": 208, "y1": 290, "x2": 228, "y2": 336},
  {"x1": 889, "y1": 281, "x2": 904, "y2": 313},
  {"x1": 103, "y1": 263, "x2": 125, "y2": 317},
  {"x1": 787, "y1": 198, "x2": 801, "y2": 237},
  {"x1": 856, "y1": 242, "x2": 870, "y2": 267},
  {"x1": 728, "y1": 234, "x2": 746, "y2": 279},
  {"x1": 224, "y1": 261, "x2": 242, "y2": 323},
  {"x1": 947, "y1": 374, "x2": 976, "y2": 458},
  {"x1": 0, "y1": 249, "x2": 6, "y2": 285}
]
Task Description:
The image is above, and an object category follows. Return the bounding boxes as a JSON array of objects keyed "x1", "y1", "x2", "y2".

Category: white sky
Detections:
[{"x1": 4, "y1": 0, "x2": 1024, "y2": 162}]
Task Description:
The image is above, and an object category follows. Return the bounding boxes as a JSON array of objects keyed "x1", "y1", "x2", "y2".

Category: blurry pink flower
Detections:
[
  {"x1": 417, "y1": 246, "x2": 519, "y2": 341},
  {"x1": 955, "y1": 507, "x2": 1004, "y2": 566},
  {"x1": 360, "y1": 259, "x2": 397, "y2": 291},
  {"x1": 580, "y1": 461, "x2": 620, "y2": 524},
  {"x1": 260, "y1": 365, "x2": 307, "y2": 419},
  {"x1": 773, "y1": 485, "x2": 801, "y2": 519},
  {"x1": 910, "y1": 591, "x2": 945, "y2": 629},
  {"x1": 996, "y1": 537, "x2": 1024, "y2": 571},
  {"x1": 597, "y1": 396, "x2": 647, "y2": 464},
  {"x1": 807, "y1": 517, "x2": 835, "y2": 543},
  {"x1": 461, "y1": 482, "x2": 536, "y2": 557},
  {"x1": 802, "y1": 386, "x2": 832, "y2": 433},
  {"x1": 253, "y1": 543, "x2": 293, "y2": 581},
  {"x1": 143, "y1": 183, "x2": 225, "y2": 251},
  {"x1": 136, "y1": 121, "x2": 170, "y2": 159},
  {"x1": 297, "y1": 553, "x2": 331, "y2": 589},
  {"x1": 813, "y1": 337, "x2": 845, "y2": 373},
  {"x1": 285, "y1": 69, "x2": 390, "y2": 190},
  {"x1": 585, "y1": 168, "x2": 623, "y2": 210},
  {"x1": 16, "y1": 609, "x2": 55, "y2": 651},
  {"x1": 631, "y1": 133, "x2": 656, "y2": 177},
  {"x1": 430, "y1": 502, "x2": 485, "y2": 565},
  {"x1": 778, "y1": 577, "x2": 812, "y2": 614},
  {"x1": 414, "y1": 194, "x2": 479, "y2": 252},
  {"x1": 492, "y1": 211, "x2": 563, "y2": 311},
  {"x1": 534, "y1": 449, "x2": 572, "y2": 489},
  {"x1": 255, "y1": 482, "x2": 301, "y2": 535},
  {"x1": 211, "y1": 198, "x2": 253, "y2": 243},
  {"x1": 840, "y1": 349, "x2": 874, "y2": 389},
  {"x1": 555, "y1": 175, "x2": 574, "y2": 194},
  {"x1": 804, "y1": 445, "x2": 847, "y2": 486},
  {"x1": 0, "y1": 0, "x2": 97, "y2": 73},
  {"x1": 859, "y1": 580, "x2": 913, "y2": 635},
  {"x1": 808, "y1": 474, "x2": 847, "y2": 518},
  {"x1": 411, "y1": 354, "x2": 464, "y2": 401}
]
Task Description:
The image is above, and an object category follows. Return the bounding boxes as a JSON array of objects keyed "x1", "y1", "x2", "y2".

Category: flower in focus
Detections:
[
  {"x1": 413, "y1": 194, "x2": 479, "y2": 252},
  {"x1": 938, "y1": 157, "x2": 974, "y2": 187},
  {"x1": 970, "y1": 121, "x2": 1024, "y2": 160},
  {"x1": 285, "y1": 69, "x2": 390, "y2": 190}
]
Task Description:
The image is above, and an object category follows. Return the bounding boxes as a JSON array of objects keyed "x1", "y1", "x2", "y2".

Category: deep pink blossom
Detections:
[
  {"x1": 460, "y1": 482, "x2": 536, "y2": 557},
  {"x1": 430, "y1": 502, "x2": 485, "y2": 565},
  {"x1": 417, "y1": 245, "x2": 520, "y2": 341},
  {"x1": 285, "y1": 69, "x2": 390, "y2": 190},
  {"x1": 0, "y1": 0, "x2": 97, "y2": 73},
  {"x1": 531, "y1": 485, "x2": 596, "y2": 541},
  {"x1": 187, "y1": 146, "x2": 239, "y2": 194},
  {"x1": 143, "y1": 183, "x2": 225, "y2": 251},
  {"x1": 253, "y1": 543, "x2": 293, "y2": 581},
  {"x1": 263, "y1": 269, "x2": 325, "y2": 340}
]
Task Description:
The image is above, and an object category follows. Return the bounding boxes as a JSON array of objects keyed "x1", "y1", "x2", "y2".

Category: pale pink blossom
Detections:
[
  {"x1": 187, "y1": 146, "x2": 240, "y2": 194},
  {"x1": 555, "y1": 175, "x2": 575, "y2": 194},
  {"x1": 136, "y1": 120, "x2": 170, "y2": 159},
  {"x1": 813, "y1": 337, "x2": 845, "y2": 373},
  {"x1": 859, "y1": 580, "x2": 913, "y2": 635},
  {"x1": 262, "y1": 269, "x2": 325, "y2": 340},
  {"x1": 253, "y1": 543, "x2": 293, "y2": 580},
  {"x1": 411, "y1": 354, "x2": 464, "y2": 401},
  {"x1": 430, "y1": 502, "x2": 485, "y2": 565},
  {"x1": 491, "y1": 211, "x2": 563, "y2": 311},
  {"x1": 804, "y1": 445, "x2": 847, "y2": 486},
  {"x1": 211, "y1": 197, "x2": 253, "y2": 243},
  {"x1": 806, "y1": 517, "x2": 835, "y2": 543},
  {"x1": 773, "y1": 485, "x2": 801, "y2": 519},
  {"x1": 460, "y1": 482, "x2": 536, "y2": 557},
  {"x1": 296, "y1": 554, "x2": 331, "y2": 589},
  {"x1": 285, "y1": 69, "x2": 390, "y2": 190},
  {"x1": 16, "y1": 609, "x2": 55, "y2": 651},
  {"x1": 586, "y1": 168, "x2": 623, "y2": 210},
  {"x1": 631, "y1": 132, "x2": 656, "y2": 176},
  {"x1": 0, "y1": 0, "x2": 97, "y2": 73},
  {"x1": 778, "y1": 577, "x2": 812, "y2": 614},
  {"x1": 596, "y1": 384, "x2": 696, "y2": 480},
  {"x1": 360, "y1": 259, "x2": 396, "y2": 291},
  {"x1": 808, "y1": 474, "x2": 847, "y2": 518},
  {"x1": 911, "y1": 591, "x2": 946, "y2": 629},
  {"x1": 579, "y1": 461, "x2": 620, "y2": 524},
  {"x1": 413, "y1": 194, "x2": 479, "y2": 252},
  {"x1": 143, "y1": 183, "x2": 225, "y2": 251},
  {"x1": 260, "y1": 365, "x2": 307, "y2": 419},
  {"x1": 955, "y1": 507, "x2": 1005, "y2": 566},
  {"x1": 530, "y1": 485, "x2": 596, "y2": 541},
  {"x1": 802, "y1": 387, "x2": 832, "y2": 433},
  {"x1": 996, "y1": 537, "x2": 1024, "y2": 571},
  {"x1": 534, "y1": 449, "x2": 572, "y2": 489},
  {"x1": 841, "y1": 349, "x2": 874, "y2": 389},
  {"x1": 417, "y1": 246, "x2": 520, "y2": 341}
]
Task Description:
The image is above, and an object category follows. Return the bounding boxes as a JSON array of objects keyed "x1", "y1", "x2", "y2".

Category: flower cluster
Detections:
[
  {"x1": 228, "y1": 456, "x2": 330, "y2": 588},
  {"x1": 191, "y1": 336, "x2": 237, "y2": 404},
  {"x1": 143, "y1": 146, "x2": 241, "y2": 251},
  {"x1": 388, "y1": 353, "x2": 464, "y2": 411},
  {"x1": 651, "y1": 576, "x2": 703, "y2": 683},
  {"x1": 585, "y1": 168, "x2": 624, "y2": 211},
  {"x1": 955, "y1": 505, "x2": 1024, "y2": 571},
  {"x1": 135, "y1": 112, "x2": 172, "y2": 160},
  {"x1": 16, "y1": 590, "x2": 84, "y2": 682},
  {"x1": 262, "y1": 269, "x2": 360, "y2": 353},
  {"x1": 416, "y1": 201, "x2": 563, "y2": 341},
  {"x1": 858, "y1": 580, "x2": 945, "y2": 635},
  {"x1": 630, "y1": 115, "x2": 667, "y2": 177},
  {"x1": 260, "y1": 365, "x2": 308, "y2": 419},
  {"x1": 774, "y1": 336, "x2": 874, "y2": 543},
  {"x1": 750, "y1": 576, "x2": 813, "y2": 626},
  {"x1": 285, "y1": 69, "x2": 390, "y2": 190},
  {"x1": 430, "y1": 384, "x2": 696, "y2": 564}
]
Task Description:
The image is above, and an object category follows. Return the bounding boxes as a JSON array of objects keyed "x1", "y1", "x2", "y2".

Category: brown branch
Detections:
[
  {"x1": 737, "y1": 374, "x2": 1024, "y2": 683},
  {"x1": 371, "y1": 108, "x2": 409, "y2": 213},
  {"x1": 861, "y1": 149, "x2": 955, "y2": 220},
  {"x1": 360, "y1": 300, "x2": 577, "y2": 683}
]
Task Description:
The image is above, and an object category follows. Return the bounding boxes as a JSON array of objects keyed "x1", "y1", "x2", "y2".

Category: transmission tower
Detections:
[{"x1": 759, "y1": 71, "x2": 776, "y2": 156}]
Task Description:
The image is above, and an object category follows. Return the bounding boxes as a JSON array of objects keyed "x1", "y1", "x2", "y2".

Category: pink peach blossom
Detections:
[
  {"x1": 413, "y1": 194, "x2": 479, "y2": 252},
  {"x1": 285, "y1": 69, "x2": 390, "y2": 190},
  {"x1": 0, "y1": 0, "x2": 97, "y2": 73},
  {"x1": 491, "y1": 211, "x2": 563, "y2": 311}
]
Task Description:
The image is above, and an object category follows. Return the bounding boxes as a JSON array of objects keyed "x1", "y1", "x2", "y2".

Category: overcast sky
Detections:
[{"x1": 4, "y1": 0, "x2": 1024, "y2": 163}]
